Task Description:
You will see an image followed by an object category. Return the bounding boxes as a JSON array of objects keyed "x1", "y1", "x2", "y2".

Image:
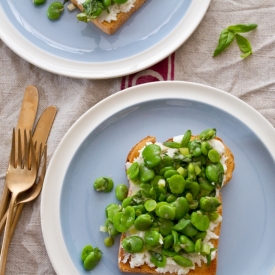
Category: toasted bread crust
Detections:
[
  {"x1": 119, "y1": 135, "x2": 235, "y2": 275},
  {"x1": 70, "y1": 0, "x2": 147, "y2": 34}
]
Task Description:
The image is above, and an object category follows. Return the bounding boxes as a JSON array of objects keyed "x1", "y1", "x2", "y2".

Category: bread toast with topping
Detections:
[
  {"x1": 119, "y1": 135, "x2": 235, "y2": 275},
  {"x1": 70, "y1": 0, "x2": 147, "y2": 34}
]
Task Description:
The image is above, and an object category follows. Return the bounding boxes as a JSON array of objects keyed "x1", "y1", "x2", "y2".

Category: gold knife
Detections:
[{"x1": 0, "y1": 85, "x2": 39, "y2": 221}]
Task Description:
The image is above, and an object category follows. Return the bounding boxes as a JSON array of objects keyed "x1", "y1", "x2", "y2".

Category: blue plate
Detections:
[
  {"x1": 0, "y1": 0, "x2": 211, "y2": 78},
  {"x1": 41, "y1": 81, "x2": 275, "y2": 275}
]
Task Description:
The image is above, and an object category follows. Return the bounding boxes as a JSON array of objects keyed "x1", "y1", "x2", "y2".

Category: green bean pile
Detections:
[{"x1": 101, "y1": 128, "x2": 225, "y2": 270}]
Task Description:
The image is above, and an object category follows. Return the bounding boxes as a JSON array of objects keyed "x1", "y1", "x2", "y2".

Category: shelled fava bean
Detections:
[
  {"x1": 81, "y1": 245, "x2": 102, "y2": 271},
  {"x1": 33, "y1": 0, "x2": 46, "y2": 5},
  {"x1": 47, "y1": 2, "x2": 64, "y2": 20},
  {"x1": 115, "y1": 184, "x2": 128, "y2": 201},
  {"x1": 100, "y1": 128, "x2": 224, "y2": 268},
  {"x1": 94, "y1": 177, "x2": 114, "y2": 192}
]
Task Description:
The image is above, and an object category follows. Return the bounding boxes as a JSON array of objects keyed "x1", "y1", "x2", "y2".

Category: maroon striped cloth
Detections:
[{"x1": 121, "y1": 52, "x2": 175, "y2": 89}]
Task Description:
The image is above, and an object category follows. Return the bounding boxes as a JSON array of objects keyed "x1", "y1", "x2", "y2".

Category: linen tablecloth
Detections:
[{"x1": 0, "y1": 0, "x2": 275, "y2": 274}]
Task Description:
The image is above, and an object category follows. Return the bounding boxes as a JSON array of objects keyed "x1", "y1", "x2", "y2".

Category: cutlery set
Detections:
[{"x1": 0, "y1": 85, "x2": 57, "y2": 274}]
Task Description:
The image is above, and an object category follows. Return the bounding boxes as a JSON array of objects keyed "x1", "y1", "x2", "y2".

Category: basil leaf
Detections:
[
  {"x1": 228, "y1": 24, "x2": 258, "y2": 33},
  {"x1": 213, "y1": 28, "x2": 235, "y2": 57},
  {"x1": 236, "y1": 34, "x2": 252, "y2": 58}
]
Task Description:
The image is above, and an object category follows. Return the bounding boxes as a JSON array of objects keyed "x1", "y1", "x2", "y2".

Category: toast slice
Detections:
[
  {"x1": 70, "y1": 0, "x2": 147, "y2": 34},
  {"x1": 119, "y1": 134, "x2": 235, "y2": 275}
]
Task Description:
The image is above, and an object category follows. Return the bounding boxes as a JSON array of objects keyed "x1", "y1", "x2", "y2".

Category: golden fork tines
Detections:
[{"x1": 0, "y1": 129, "x2": 37, "y2": 275}]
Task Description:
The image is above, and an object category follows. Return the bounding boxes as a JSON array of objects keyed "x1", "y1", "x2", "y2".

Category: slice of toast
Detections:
[
  {"x1": 70, "y1": 0, "x2": 147, "y2": 34},
  {"x1": 119, "y1": 135, "x2": 235, "y2": 275}
]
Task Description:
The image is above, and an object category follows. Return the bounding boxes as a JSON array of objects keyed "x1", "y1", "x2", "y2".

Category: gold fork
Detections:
[
  {"x1": 0, "y1": 145, "x2": 47, "y2": 235},
  {"x1": 0, "y1": 129, "x2": 37, "y2": 275}
]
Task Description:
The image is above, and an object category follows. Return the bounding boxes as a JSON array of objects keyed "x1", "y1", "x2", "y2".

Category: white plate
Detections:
[
  {"x1": 0, "y1": 0, "x2": 210, "y2": 79},
  {"x1": 41, "y1": 81, "x2": 275, "y2": 275}
]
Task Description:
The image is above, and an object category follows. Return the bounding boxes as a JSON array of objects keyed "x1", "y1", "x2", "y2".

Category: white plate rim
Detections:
[
  {"x1": 0, "y1": 0, "x2": 211, "y2": 79},
  {"x1": 40, "y1": 81, "x2": 275, "y2": 274}
]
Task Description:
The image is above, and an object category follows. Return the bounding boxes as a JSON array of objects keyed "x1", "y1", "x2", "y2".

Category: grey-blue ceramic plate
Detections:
[
  {"x1": 0, "y1": 0, "x2": 210, "y2": 78},
  {"x1": 41, "y1": 81, "x2": 275, "y2": 274}
]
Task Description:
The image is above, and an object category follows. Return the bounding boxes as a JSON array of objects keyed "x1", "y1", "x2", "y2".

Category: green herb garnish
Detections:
[
  {"x1": 213, "y1": 24, "x2": 257, "y2": 58},
  {"x1": 77, "y1": 0, "x2": 109, "y2": 23}
]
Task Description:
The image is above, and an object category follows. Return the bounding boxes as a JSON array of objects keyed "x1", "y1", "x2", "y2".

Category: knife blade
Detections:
[
  {"x1": 16, "y1": 85, "x2": 39, "y2": 147},
  {"x1": 32, "y1": 105, "x2": 57, "y2": 160},
  {"x1": 0, "y1": 85, "x2": 39, "y2": 221}
]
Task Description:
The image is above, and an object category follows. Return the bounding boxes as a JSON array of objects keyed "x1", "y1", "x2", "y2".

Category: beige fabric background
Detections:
[{"x1": 0, "y1": 0, "x2": 274, "y2": 274}]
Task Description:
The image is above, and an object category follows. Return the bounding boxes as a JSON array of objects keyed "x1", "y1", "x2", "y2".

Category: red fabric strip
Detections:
[{"x1": 121, "y1": 52, "x2": 175, "y2": 90}]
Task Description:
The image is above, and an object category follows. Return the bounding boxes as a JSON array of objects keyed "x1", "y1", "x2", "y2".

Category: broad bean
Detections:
[
  {"x1": 115, "y1": 184, "x2": 128, "y2": 201},
  {"x1": 122, "y1": 236, "x2": 144, "y2": 253},
  {"x1": 173, "y1": 255, "x2": 193, "y2": 267},
  {"x1": 47, "y1": 2, "x2": 64, "y2": 20},
  {"x1": 94, "y1": 177, "x2": 113, "y2": 192}
]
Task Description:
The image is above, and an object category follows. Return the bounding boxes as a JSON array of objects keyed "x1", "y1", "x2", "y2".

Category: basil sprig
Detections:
[{"x1": 213, "y1": 24, "x2": 257, "y2": 58}]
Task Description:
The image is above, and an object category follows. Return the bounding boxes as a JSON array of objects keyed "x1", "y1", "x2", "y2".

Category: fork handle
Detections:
[
  {"x1": 0, "y1": 194, "x2": 17, "y2": 275},
  {"x1": 0, "y1": 185, "x2": 10, "y2": 222},
  {"x1": 0, "y1": 209, "x2": 7, "y2": 234},
  {"x1": 0, "y1": 204, "x2": 20, "y2": 236}
]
